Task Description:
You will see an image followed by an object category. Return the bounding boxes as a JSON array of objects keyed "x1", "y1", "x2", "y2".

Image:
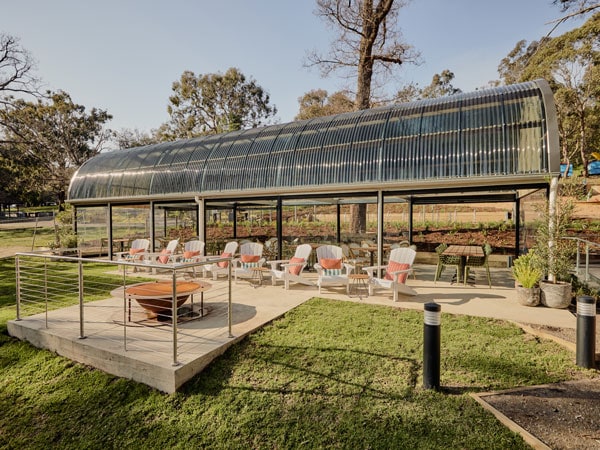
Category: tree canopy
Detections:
[
  {"x1": 394, "y1": 70, "x2": 462, "y2": 103},
  {"x1": 158, "y1": 67, "x2": 277, "y2": 140},
  {"x1": 0, "y1": 91, "x2": 112, "y2": 207},
  {"x1": 295, "y1": 89, "x2": 355, "y2": 120},
  {"x1": 307, "y1": 0, "x2": 419, "y2": 110},
  {"x1": 508, "y1": 12, "x2": 600, "y2": 176}
]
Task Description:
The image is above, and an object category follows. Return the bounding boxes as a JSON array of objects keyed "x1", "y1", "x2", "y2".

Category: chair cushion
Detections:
[
  {"x1": 384, "y1": 262, "x2": 410, "y2": 282},
  {"x1": 183, "y1": 250, "x2": 200, "y2": 259},
  {"x1": 241, "y1": 254, "x2": 260, "y2": 269},
  {"x1": 158, "y1": 249, "x2": 171, "y2": 264},
  {"x1": 320, "y1": 258, "x2": 342, "y2": 269},
  {"x1": 126, "y1": 248, "x2": 145, "y2": 260},
  {"x1": 217, "y1": 252, "x2": 232, "y2": 268},
  {"x1": 321, "y1": 258, "x2": 342, "y2": 276},
  {"x1": 288, "y1": 257, "x2": 305, "y2": 276}
]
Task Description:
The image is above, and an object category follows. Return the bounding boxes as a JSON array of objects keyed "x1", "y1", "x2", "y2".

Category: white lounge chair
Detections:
[
  {"x1": 207, "y1": 241, "x2": 239, "y2": 280},
  {"x1": 144, "y1": 239, "x2": 180, "y2": 267},
  {"x1": 268, "y1": 243, "x2": 314, "y2": 289},
  {"x1": 314, "y1": 245, "x2": 353, "y2": 294},
  {"x1": 115, "y1": 238, "x2": 150, "y2": 273},
  {"x1": 234, "y1": 242, "x2": 266, "y2": 283},
  {"x1": 175, "y1": 240, "x2": 206, "y2": 276},
  {"x1": 363, "y1": 247, "x2": 417, "y2": 301}
]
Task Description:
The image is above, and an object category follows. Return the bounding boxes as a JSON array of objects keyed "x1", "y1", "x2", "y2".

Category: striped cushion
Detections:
[
  {"x1": 241, "y1": 261, "x2": 259, "y2": 269},
  {"x1": 324, "y1": 268, "x2": 342, "y2": 276}
]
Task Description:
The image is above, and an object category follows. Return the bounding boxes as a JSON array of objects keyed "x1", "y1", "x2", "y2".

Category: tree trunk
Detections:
[{"x1": 350, "y1": 203, "x2": 367, "y2": 234}]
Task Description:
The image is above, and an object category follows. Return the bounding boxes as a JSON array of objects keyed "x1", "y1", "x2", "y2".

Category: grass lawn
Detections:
[
  {"x1": 0, "y1": 228, "x2": 55, "y2": 251},
  {"x1": 0, "y1": 259, "x2": 594, "y2": 448}
]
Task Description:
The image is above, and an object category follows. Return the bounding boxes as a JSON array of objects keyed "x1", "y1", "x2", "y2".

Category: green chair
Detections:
[
  {"x1": 434, "y1": 243, "x2": 463, "y2": 283},
  {"x1": 463, "y1": 244, "x2": 492, "y2": 288}
]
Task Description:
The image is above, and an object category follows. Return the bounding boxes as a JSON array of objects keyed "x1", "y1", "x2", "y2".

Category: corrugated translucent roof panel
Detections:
[{"x1": 68, "y1": 79, "x2": 559, "y2": 204}]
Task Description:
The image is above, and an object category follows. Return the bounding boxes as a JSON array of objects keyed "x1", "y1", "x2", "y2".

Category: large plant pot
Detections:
[
  {"x1": 539, "y1": 281, "x2": 572, "y2": 309},
  {"x1": 515, "y1": 285, "x2": 540, "y2": 307}
]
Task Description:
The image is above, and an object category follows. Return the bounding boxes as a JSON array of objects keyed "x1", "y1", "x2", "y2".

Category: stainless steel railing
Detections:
[
  {"x1": 14, "y1": 250, "x2": 234, "y2": 366},
  {"x1": 562, "y1": 237, "x2": 600, "y2": 282}
]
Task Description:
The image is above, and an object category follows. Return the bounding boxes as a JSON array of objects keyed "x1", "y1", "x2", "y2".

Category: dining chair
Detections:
[
  {"x1": 433, "y1": 243, "x2": 463, "y2": 283},
  {"x1": 463, "y1": 244, "x2": 492, "y2": 287}
]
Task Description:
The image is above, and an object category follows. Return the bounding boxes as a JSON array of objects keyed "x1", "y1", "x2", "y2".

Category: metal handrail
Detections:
[
  {"x1": 562, "y1": 237, "x2": 600, "y2": 282},
  {"x1": 14, "y1": 250, "x2": 234, "y2": 366}
]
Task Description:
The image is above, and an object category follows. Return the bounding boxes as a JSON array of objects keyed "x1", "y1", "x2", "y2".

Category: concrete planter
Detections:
[
  {"x1": 540, "y1": 281, "x2": 572, "y2": 309},
  {"x1": 515, "y1": 285, "x2": 541, "y2": 307}
]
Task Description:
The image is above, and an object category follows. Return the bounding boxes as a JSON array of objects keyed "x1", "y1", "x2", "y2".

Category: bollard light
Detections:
[
  {"x1": 423, "y1": 302, "x2": 441, "y2": 390},
  {"x1": 576, "y1": 296, "x2": 596, "y2": 369}
]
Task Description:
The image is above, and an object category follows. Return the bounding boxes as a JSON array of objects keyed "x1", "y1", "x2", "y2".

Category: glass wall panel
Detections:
[
  {"x1": 111, "y1": 204, "x2": 151, "y2": 254},
  {"x1": 75, "y1": 206, "x2": 108, "y2": 256},
  {"x1": 153, "y1": 202, "x2": 198, "y2": 251}
]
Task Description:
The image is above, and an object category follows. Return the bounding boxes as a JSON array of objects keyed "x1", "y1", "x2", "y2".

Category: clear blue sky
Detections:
[{"x1": 1, "y1": 0, "x2": 584, "y2": 134}]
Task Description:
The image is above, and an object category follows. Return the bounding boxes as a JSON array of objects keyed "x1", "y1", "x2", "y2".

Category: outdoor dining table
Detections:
[
  {"x1": 361, "y1": 244, "x2": 392, "y2": 266},
  {"x1": 442, "y1": 245, "x2": 484, "y2": 283}
]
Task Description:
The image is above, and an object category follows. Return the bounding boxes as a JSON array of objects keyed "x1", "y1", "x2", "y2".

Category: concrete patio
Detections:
[{"x1": 7, "y1": 264, "x2": 579, "y2": 393}]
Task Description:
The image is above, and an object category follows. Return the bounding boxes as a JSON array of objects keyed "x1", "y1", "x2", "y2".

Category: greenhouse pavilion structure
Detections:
[{"x1": 67, "y1": 79, "x2": 561, "y2": 264}]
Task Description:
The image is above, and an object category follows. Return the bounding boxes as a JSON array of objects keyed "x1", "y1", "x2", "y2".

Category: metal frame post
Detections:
[
  {"x1": 78, "y1": 259, "x2": 86, "y2": 339},
  {"x1": 15, "y1": 256, "x2": 21, "y2": 320},
  {"x1": 172, "y1": 270, "x2": 180, "y2": 366}
]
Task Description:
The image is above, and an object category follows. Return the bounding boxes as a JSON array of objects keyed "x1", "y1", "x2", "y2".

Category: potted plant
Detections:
[
  {"x1": 532, "y1": 192, "x2": 577, "y2": 309},
  {"x1": 512, "y1": 251, "x2": 543, "y2": 306}
]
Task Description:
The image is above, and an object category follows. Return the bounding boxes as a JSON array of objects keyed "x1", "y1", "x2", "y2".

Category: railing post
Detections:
[
  {"x1": 15, "y1": 255, "x2": 21, "y2": 320},
  {"x1": 44, "y1": 257, "x2": 48, "y2": 328},
  {"x1": 228, "y1": 260, "x2": 233, "y2": 338},
  {"x1": 172, "y1": 269, "x2": 180, "y2": 366},
  {"x1": 78, "y1": 259, "x2": 86, "y2": 339},
  {"x1": 122, "y1": 264, "x2": 127, "y2": 351},
  {"x1": 585, "y1": 242, "x2": 590, "y2": 282}
]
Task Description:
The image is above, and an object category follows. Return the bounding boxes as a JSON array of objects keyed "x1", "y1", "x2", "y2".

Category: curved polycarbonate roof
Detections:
[{"x1": 68, "y1": 79, "x2": 559, "y2": 204}]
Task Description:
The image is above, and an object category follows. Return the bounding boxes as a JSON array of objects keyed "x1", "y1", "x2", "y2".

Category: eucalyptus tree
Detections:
[
  {"x1": 113, "y1": 128, "x2": 159, "y2": 149},
  {"x1": 0, "y1": 91, "x2": 112, "y2": 208},
  {"x1": 295, "y1": 89, "x2": 355, "y2": 120},
  {"x1": 519, "y1": 12, "x2": 600, "y2": 176},
  {"x1": 158, "y1": 67, "x2": 277, "y2": 140},
  {"x1": 307, "y1": 0, "x2": 419, "y2": 232}
]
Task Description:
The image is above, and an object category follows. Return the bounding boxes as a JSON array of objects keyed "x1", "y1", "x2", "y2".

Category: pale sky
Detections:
[{"x1": 1, "y1": 0, "x2": 584, "y2": 135}]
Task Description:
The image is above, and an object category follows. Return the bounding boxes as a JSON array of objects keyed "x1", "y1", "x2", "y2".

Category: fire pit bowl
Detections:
[{"x1": 124, "y1": 281, "x2": 204, "y2": 317}]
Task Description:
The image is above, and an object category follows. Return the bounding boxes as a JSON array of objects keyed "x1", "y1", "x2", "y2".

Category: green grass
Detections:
[
  {"x1": 0, "y1": 228, "x2": 55, "y2": 250},
  {"x1": 1, "y1": 265, "x2": 594, "y2": 450}
]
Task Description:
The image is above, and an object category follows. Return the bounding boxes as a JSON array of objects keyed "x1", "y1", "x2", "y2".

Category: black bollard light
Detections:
[
  {"x1": 576, "y1": 295, "x2": 597, "y2": 369},
  {"x1": 423, "y1": 302, "x2": 441, "y2": 390}
]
